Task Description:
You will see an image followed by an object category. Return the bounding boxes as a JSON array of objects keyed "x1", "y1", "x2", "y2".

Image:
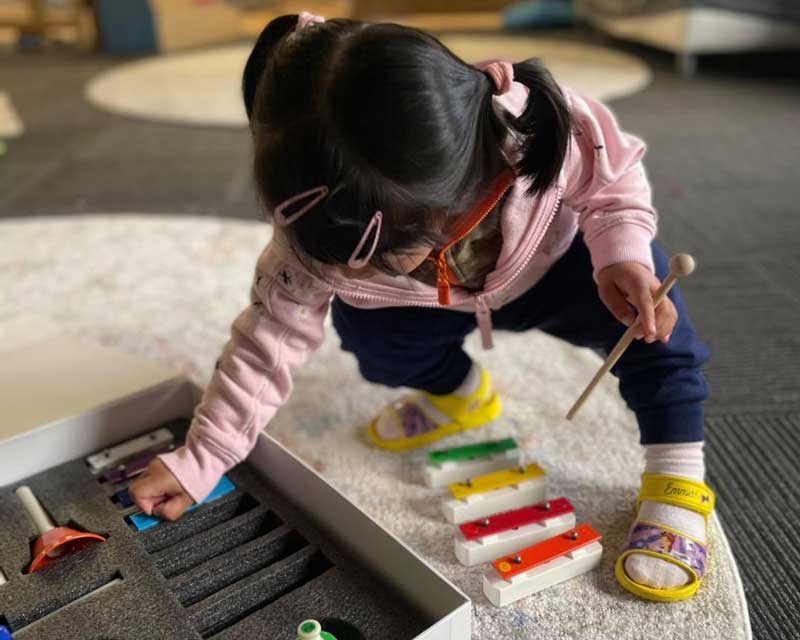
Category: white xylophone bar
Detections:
[
  {"x1": 455, "y1": 511, "x2": 576, "y2": 566},
  {"x1": 423, "y1": 448, "x2": 521, "y2": 489},
  {"x1": 442, "y1": 476, "x2": 547, "y2": 524},
  {"x1": 483, "y1": 541, "x2": 603, "y2": 607}
]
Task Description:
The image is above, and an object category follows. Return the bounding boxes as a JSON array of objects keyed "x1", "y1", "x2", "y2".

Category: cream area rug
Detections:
[
  {"x1": 0, "y1": 91, "x2": 24, "y2": 138},
  {"x1": 1, "y1": 216, "x2": 749, "y2": 640},
  {"x1": 85, "y1": 36, "x2": 650, "y2": 128}
]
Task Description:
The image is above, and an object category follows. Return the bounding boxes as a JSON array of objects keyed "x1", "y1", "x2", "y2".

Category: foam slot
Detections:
[
  {"x1": 187, "y1": 546, "x2": 333, "y2": 638},
  {"x1": 137, "y1": 491, "x2": 257, "y2": 553},
  {"x1": 154, "y1": 506, "x2": 282, "y2": 578},
  {"x1": 10, "y1": 567, "x2": 199, "y2": 640},
  {"x1": 170, "y1": 525, "x2": 306, "y2": 606},
  {"x1": 11, "y1": 572, "x2": 122, "y2": 635},
  {"x1": 210, "y1": 567, "x2": 424, "y2": 640}
]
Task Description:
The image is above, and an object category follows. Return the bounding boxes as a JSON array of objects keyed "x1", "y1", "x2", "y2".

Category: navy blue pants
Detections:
[{"x1": 332, "y1": 236, "x2": 710, "y2": 445}]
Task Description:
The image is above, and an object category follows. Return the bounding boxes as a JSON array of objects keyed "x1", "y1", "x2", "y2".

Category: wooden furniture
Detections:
[
  {"x1": 353, "y1": 0, "x2": 509, "y2": 19},
  {"x1": 0, "y1": 0, "x2": 92, "y2": 47},
  {"x1": 575, "y1": 1, "x2": 800, "y2": 75}
]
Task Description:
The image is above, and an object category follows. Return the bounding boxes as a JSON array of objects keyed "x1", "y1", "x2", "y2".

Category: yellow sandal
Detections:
[
  {"x1": 367, "y1": 367, "x2": 502, "y2": 452},
  {"x1": 616, "y1": 474, "x2": 716, "y2": 602}
]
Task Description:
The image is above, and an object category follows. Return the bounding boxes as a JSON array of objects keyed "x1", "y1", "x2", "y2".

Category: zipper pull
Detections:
[
  {"x1": 437, "y1": 252, "x2": 452, "y2": 306},
  {"x1": 476, "y1": 295, "x2": 494, "y2": 350}
]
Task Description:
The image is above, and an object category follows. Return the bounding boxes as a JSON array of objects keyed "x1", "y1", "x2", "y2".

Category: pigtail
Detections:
[
  {"x1": 509, "y1": 59, "x2": 571, "y2": 196},
  {"x1": 242, "y1": 14, "x2": 299, "y2": 121}
]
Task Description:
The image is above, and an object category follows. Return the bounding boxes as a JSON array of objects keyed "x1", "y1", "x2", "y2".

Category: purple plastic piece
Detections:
[{"x1": 99, "y1": 444, "x2": 175, "y2": 485}]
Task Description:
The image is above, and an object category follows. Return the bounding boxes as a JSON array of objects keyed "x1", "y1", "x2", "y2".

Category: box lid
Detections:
[{"x1": 0, "y1": 314, "x2": 180, "y2": 442}]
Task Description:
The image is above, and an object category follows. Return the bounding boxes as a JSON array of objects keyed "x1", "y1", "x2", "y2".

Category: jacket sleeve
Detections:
[
  {"x1": 562, "y1": 90, "x2": 657, "y2": 278},
  {"x1": 158, "y1": 240, "x2": 333, "y2": 502}
]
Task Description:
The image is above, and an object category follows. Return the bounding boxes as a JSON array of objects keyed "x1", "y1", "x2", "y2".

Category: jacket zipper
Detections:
[
  {"x1": 475, "y1": 294, "x2": 494, "y2": 349},
  {"x1": 331, "y1": 186, "x2": 563, "y2": 322},
  {"x1": 486, "y1": 185, "x2": 564, "y2": 294}
]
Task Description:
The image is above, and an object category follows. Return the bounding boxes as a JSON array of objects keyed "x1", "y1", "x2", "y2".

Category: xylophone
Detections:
[{"x1": 426, "y1": 439, "x2": 603, "y2": 607}]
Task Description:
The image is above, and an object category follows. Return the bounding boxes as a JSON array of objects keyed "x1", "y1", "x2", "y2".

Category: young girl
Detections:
[{"x1": 131, "y1": 12, "x2": 714, "y2": 603}]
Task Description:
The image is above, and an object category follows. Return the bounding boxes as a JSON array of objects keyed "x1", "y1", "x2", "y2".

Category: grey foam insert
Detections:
[
  {"x1": 153, "y1": 506, "x2": 283, "y2": 578},
  {"x1": 0, "y1": 421, "x2": 431, "y2": 639}
]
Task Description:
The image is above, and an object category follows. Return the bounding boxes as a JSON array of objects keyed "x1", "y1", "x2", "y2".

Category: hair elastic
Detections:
[
  {"x1": 481, "y1": 60, "x2": 515, "y2": 95},
  {"x1": 296, "y1": 11, "x2": 325, "y2": 32}
]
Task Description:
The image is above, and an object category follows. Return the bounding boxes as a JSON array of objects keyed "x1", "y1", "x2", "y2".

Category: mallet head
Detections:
[{"x1": 670, "y1": 254, "x2": 695, "y2": 278}]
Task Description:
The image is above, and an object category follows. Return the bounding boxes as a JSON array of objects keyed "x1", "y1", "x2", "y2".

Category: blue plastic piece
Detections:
[
  {"x1": 503, "y1": 0, "x2": 576, "y2": 30},
  {"x1": 94, "y1": 0, "x2": 157, "y2": 54},
  {"x1": 0, "y1": 624, "x2": 12, "y2": 640},
  {"x1": 114, "y1": 487, "x2": 135, "y2": 508},
  {"x1": 129, "y1": 475, "x2": 236, "y2": 532}
]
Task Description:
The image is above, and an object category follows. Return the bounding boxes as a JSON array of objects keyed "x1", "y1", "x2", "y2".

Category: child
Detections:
[{"x1": 130, "y1": 12, "x2": 713, "y2": 603}]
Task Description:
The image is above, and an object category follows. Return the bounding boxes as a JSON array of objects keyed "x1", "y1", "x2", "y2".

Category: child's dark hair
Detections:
[{"x1": 242, "y1": 15, "x2": 571, "y2": 270}]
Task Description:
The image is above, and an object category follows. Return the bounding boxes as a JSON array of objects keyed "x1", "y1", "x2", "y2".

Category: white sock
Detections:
[
  {"x1": 453, "y1": 362, "x2": 481, "y2": 397},
  {"x1": 624, "y1": 441, "x2": 707, "y2": 589},
  {"x1": 374, "y1": 362, "x2": 481, "y2": 440}
]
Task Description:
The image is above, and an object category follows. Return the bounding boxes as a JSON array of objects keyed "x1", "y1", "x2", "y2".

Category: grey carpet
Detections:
[{"x1": 1, "y1": 40, "x2": 799, "y2": 639}]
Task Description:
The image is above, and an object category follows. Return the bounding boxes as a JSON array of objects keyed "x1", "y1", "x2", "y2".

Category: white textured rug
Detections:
[
  {"x1": 84, "y1": 37, "x2": 650, "y2": 128},
  {"x1": 1, "y1": 216, "x2": 749, "y2": 640}
]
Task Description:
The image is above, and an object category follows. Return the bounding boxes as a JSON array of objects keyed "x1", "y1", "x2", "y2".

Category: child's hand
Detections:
[
  {"x1": 596, "y1": 262, "x2": 677, "y2": 343},
  {"x1": 129, "y1": 458, "x2": 194, "y2": 522}
]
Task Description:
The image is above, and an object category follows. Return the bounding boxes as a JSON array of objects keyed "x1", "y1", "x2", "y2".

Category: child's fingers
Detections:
[
  {"x1": 629, "y1": 283, "x2": 657, "y2": 342},
  {"x1": 655, "y1": 298, "x2": 678, "y2": 343},
  {"x1": 598, "y1": 282, "x2": 637, "y2": 328},
  {"x1": 153, "y1": 494, "x2": 194, "y2": 522},
  {"x1": 129, "y1": 474, "x2": 169, "y2": 515}
]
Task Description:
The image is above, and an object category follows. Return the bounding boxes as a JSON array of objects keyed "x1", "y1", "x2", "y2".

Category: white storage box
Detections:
[{"x1": 0, "y1": 333, "x2": 471, "y2": 639}]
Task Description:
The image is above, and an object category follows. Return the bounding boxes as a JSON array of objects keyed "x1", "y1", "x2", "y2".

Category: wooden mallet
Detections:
[{"x1": 565, "y1": 254, "x2": 696, "y2": 421}]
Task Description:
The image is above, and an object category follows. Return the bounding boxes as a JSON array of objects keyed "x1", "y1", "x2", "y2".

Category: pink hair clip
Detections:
[
  {"x1": 273, "y1": 185, "x2": 329, "y2": 226},
  {"x1": 272, "y1": 185, "x2": 383, "y2": 270},
  {"x1": 348, "y1": 211, "x2": 383, "y2": 269}
]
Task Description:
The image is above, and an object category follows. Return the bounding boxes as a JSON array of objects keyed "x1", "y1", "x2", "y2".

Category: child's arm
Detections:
[
  {"x1": 130, "y1": 239, "x2": 333, "y2": 520},
  {"x1": 562, "y1": 90, "x2": 670, "y2": 342},
  {"x1": 563, "y1": 90, "x2": 657, "y2": 277}
]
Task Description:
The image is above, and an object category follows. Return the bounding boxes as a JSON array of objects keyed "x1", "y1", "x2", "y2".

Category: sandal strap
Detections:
[
  {"x1": 423, "y1": 366, "x2": 491, "y2": 418},
  {"x1": 624, "y1": 523, "x2": 708, "y2": 580},
  {"x1": 638, "y1": 474, "x2": 715, "y2": 518}
]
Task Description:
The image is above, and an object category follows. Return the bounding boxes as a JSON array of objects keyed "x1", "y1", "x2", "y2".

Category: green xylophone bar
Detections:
[{"x1": 423, "y1": 438, "x2": 521, "y2": 489}]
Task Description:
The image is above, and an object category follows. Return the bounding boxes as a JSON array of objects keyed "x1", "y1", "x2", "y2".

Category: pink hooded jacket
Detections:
[{"x1": 160, "y1": 83, "x2": 657, "y2": 502}]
